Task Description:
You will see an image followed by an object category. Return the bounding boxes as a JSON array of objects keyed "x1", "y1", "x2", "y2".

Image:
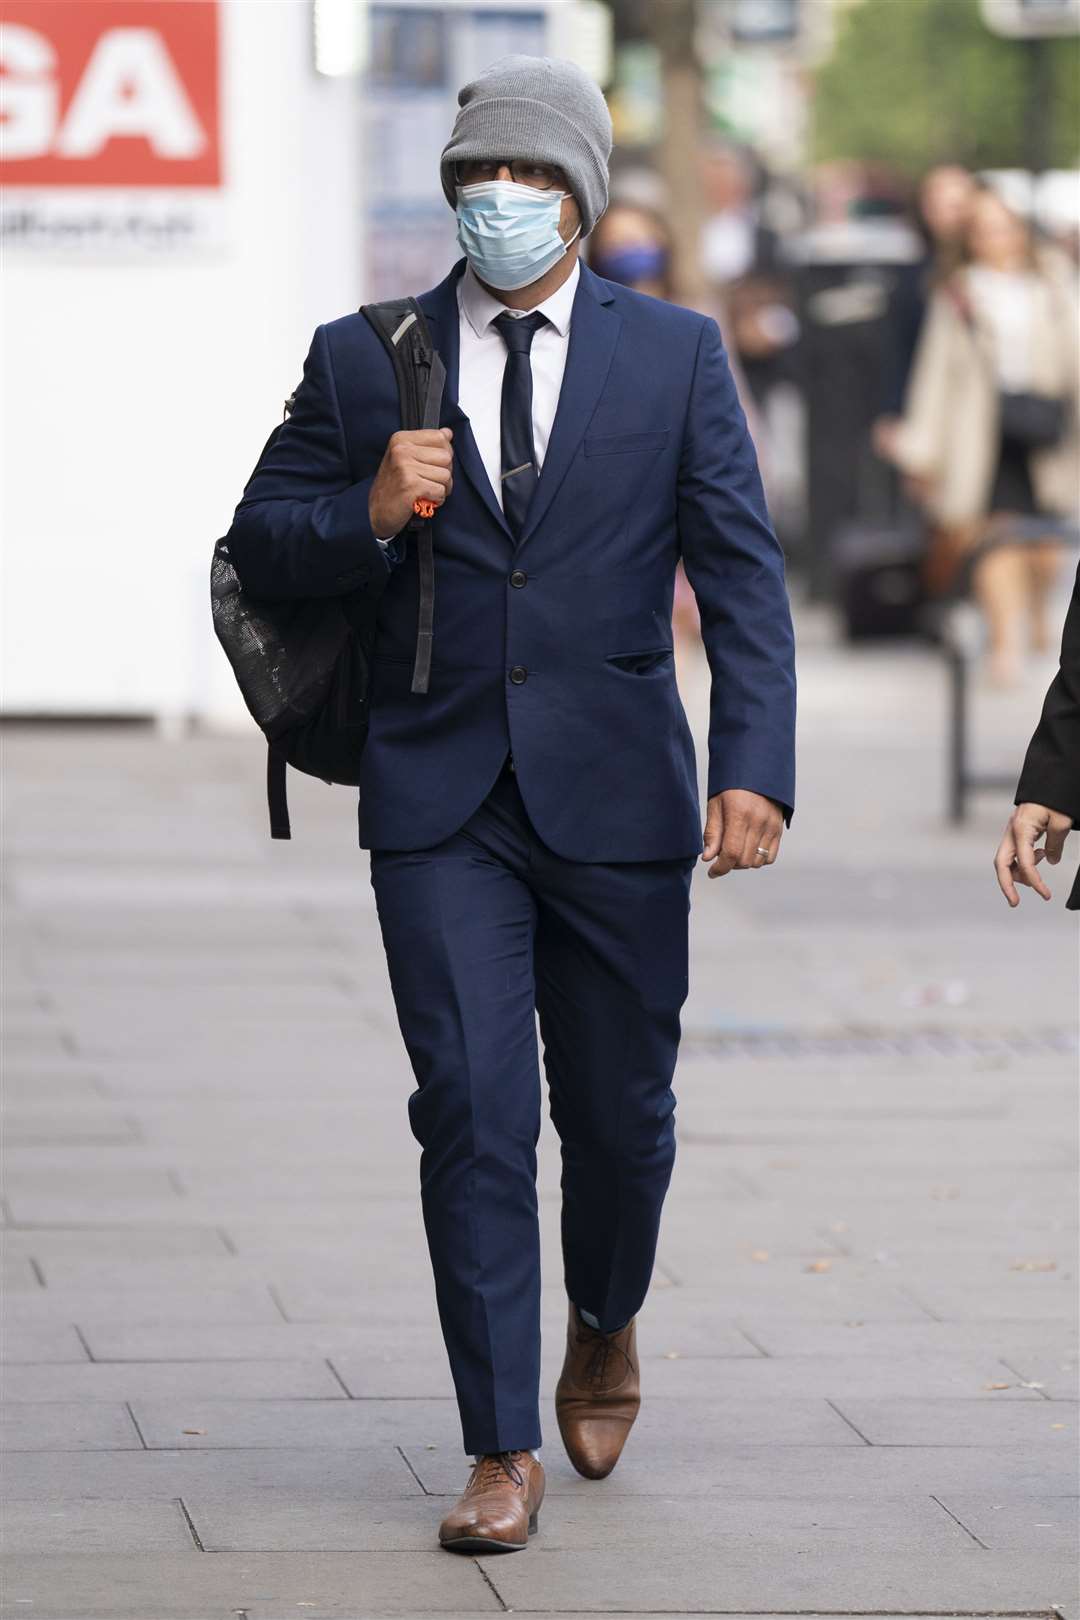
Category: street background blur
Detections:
[
  {"x1": 2, "y1": 2, "x2": 1079, "y2": 1616},
  {"x1": 3, "y1": 0, "x2": 1080, "y2": 720}
]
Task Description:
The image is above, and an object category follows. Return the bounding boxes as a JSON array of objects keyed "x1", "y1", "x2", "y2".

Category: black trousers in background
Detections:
[{"x1": 370, "y1": 761, "x2": 695, "y2": 1455}]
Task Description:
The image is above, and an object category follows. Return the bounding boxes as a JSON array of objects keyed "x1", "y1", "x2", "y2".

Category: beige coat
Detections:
[{"x1": 894, "y1": 261, "x2": 1079, "y2": 528}]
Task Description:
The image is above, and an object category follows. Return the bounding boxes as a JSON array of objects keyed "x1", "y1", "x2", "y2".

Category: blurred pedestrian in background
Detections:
[
  {"x1": 587, "y1": 198, "x2": 703, "y2": 655},
  {"x1": 699, "y1": 140, "x2": 780, "y2": 290},
  {"x1": 884, "y1": 183, "x2": 1079, "y2": 685},
  {"x1": 875, "y1": 164, "x2": 976, "y2": 428},
  {"x1": 587, "y1": 197, "x2": 673, "y2": 298}
]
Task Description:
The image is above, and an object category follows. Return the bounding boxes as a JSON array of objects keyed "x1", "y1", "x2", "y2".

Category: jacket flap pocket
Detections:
[
  {"x1": 605, "y1": 646, "x2": 674, "y2": 674},
  {"x1": 584, "y1": 429, "x2": 669, "y2": 457}
]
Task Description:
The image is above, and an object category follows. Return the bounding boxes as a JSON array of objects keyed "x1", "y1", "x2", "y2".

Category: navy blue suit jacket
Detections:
[{"x1": 226, "y1": 258, "x2": 797, "y2": 862}]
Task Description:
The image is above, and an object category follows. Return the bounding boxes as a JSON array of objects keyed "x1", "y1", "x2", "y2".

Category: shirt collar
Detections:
[{"x1": 459, "y1": 257, "x2": 579, "y2": 340}]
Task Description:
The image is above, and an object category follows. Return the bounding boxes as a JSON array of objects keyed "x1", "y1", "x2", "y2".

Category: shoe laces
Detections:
[
  {"x1": 576, "y1": 1318, "x2": 635, "y2": 1387},
  {"x1": 469, "y1": 1450, "x2": 526, "y2": 1490}
]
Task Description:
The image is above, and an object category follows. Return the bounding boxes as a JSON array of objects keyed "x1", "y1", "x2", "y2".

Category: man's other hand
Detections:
[
  {"x1": 369, "y1": 428, "x2": 454, "y2": 539},
  {"x1": 702, "y1": 790, "x2": 784, "y2": 880},
  {"x1": 994, "y1": 802, "x2": 1073, "y2": 907}
]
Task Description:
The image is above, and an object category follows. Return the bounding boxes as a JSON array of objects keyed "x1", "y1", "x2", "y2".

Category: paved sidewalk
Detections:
[{"x1": 2, "y1": 626, "x2": 1077, "y2": 1619}]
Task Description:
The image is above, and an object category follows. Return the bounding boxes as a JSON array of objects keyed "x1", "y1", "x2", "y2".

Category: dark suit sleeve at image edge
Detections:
[
  {"x1": 676, "y1": 315, "x2": 797, "y2": 822},
  {"x1": 224, "y1": 323, "x2": 391, "y2": 599},
  {"x1": 1014, "y1": 561, "x2": 1080, "y2": 828}
]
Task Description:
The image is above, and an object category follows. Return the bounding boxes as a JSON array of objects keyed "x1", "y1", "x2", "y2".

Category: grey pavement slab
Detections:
[
  {"x1": 3, "y1": 1192, "x2": 201, "y2": 1224},
  {"x1": 901, "y1": 1275, "x2": 1080, "y2": 1322},
  {"x1": 1, "y1": 1165, "x2": 180, "y2": 1196},
  {"x1": 0, "y1": 1072, "x2": 106, "y2": 1104},
  {"x1": 128, "y1": 1397, "x2": 465, "y2": 1451},
  {"x1": 736, "y1": 1316, "x2": 1078, "y2": 1358},
  {"x1": 1, "y1": 1108, "x2": 140, "y2": 1145},
  {"x1": 830, "y1": 1396, "x2": 1078, "y2": 1447},
  {"x1": 935, "y1": 1494, "x2": 1079, "y2": 1554},
  {"x1": 4, "y1": 1285, "x2": 284, "y2": 1323},
  {"x1": 14, "y1": 1256, "x2": 429, "y2": 1292},
  {"x1": 2, "y1": 1498, "x2": 194, "y2": 1554},
  {"x1": 1, "y1": 1225, "x2": 231, "y2": 1262},
  {"x1": 0, "y1": 1321, "x2": 90, "y2": 1364},
  {"x1": 1, "y1": 1359, "x2": 347, "y2": 1402},
  {"x1": 1, "y1": 1447, "x2": 428, "y2": 1501},
  {"x1": 676, "y1": 1127, "x2": 1077, "y2": 1173},
  {"x1": 73, "y1": 1319, "x2": 479, "y2": 1363},
  {"x1": 2, "y1": 1254, "x2": 44, "y2": 1291},
  {"x1": 184, "y1": 1490, "x2": 967, "y2": 1553},
  {"x1": 1, "y1": 1401, "x2": 142, "y2": 1451},
  {"x1": 679, "y1": 1164, "x2": 1079, "y2": 1204},
  {"x1": 0, "y1": 1552, "x2": 501, "y2": 1618},
  {"x1": 999, "y1": 1349, "x2": 1079, "y2": 1400},
  {"x1": 480, "y1": 1543, "x2": 1074, "y2": 1613}
]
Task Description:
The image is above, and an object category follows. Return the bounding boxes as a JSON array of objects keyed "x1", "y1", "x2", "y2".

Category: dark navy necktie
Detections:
[{"x1": 493, "y1": 310, "x2": 548, "y2": 539}]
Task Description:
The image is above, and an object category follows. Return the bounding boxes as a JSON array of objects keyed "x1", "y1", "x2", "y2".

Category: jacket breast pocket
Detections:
[{"x1": 583, "y1": 429, "x2": 669, "y2": 458}]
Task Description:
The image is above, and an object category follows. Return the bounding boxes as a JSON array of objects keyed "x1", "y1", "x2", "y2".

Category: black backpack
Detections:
[{"x1": 210, "y1": 299, "x2": 446, "y2": 839}]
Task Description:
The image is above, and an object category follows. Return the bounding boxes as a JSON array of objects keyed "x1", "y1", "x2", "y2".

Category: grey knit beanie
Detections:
[{"x1": 440, "y1": 55, "x2": 612, "y2": 237}]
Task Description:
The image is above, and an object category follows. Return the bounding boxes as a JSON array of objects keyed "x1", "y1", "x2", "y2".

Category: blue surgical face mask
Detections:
[
  {"x1": 455, "y1": 180, "x2": 581, "y2": 292},
  {"x1": 590, "y1": 241, "x2": 668, "y2": 288}
]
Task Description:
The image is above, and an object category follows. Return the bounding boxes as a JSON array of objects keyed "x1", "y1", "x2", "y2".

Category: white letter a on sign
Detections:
[{"x1": 56, "y1": 27, "x2": 206, "y2": 160}]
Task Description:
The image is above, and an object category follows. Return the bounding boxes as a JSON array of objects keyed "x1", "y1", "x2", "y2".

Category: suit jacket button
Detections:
[
  {"x1": 509, "y1": 665, "x2": 527, "y2": 684},
  {"x1": 510, "y1": 569, "x2": 527, "y2": 588}
]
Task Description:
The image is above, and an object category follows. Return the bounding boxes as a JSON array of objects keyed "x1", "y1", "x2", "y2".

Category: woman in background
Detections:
[
  {"x1": 887, "y1": 184, "x2": 1079, "y2": 685},
  {"x1": 877, "y1": 164, "x2": 975, "y2": 424},
  {"x1": 587, "y1": 198, "x2": 673, "y2": 300}
]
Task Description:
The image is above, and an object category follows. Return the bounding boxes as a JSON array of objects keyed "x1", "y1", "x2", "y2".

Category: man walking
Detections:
[{"x1": 226, "y1": 57, "x2": 796, "y2": 1553}]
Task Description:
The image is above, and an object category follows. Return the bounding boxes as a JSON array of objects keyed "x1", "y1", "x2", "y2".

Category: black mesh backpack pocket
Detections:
[{"x1": 210, "y1": 541, "x2": 375, "y2": 836}]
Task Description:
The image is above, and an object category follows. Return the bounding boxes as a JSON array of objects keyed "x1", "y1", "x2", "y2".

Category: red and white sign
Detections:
[
  {"x1": 1, "y1": 1, "x2": 221, "y2": 185},
  {"x1": 1, "y1": 1, "x2": 224, "y2": 253}
]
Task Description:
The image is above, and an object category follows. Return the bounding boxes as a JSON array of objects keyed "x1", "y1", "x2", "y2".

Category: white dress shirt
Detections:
[
  {"x1": 456, "y1": 258, "x2": 579, "y2": 511},
  {"x1": 375, "y1": 260, "x2": 578, "y2": 544}
]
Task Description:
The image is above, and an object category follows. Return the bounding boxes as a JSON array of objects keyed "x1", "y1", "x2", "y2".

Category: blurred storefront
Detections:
[
  {"x1": 2, "y1": 0, "x2": 1077, "y2": 721},
  {"x1": 0, "y1": 0, "x2": 602, "y2": 722},
  {"x1": 2, "y1": 0, "x2": 364, "y2": 720}
]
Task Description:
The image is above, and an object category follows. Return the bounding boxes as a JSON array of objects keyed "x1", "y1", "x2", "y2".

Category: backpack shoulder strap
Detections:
[
  {"x1": 267, "y1": 743, "x2": 291, "y2": 840},
  {"x1": 360, "y1": 297, "x2": 437, "y2": 431},
  {"x1": 359, "y1": 297, "x2": 447, "y2": 696}
]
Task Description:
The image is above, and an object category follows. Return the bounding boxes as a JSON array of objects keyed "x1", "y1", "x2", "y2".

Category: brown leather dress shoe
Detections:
[
  {"x1": 438, "y1": 1450, "x2": 544, "y2": 1553},
  {"x1": 555, "y1": 1302, "x2": 641, "y2": 1479}
]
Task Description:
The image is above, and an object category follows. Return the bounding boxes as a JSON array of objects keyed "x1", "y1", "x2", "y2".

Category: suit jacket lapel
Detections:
[
  {"x1": 418, "y1": 259, "x2": 514, "y2": 543},
  {"x1": 517, "y1": 263, "x2": 621, "y2": 551}
]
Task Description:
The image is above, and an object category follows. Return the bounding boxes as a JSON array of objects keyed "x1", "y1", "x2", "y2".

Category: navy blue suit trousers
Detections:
[{"x1": 371, "y1": 762, "x2": 694, "y2": 1455}]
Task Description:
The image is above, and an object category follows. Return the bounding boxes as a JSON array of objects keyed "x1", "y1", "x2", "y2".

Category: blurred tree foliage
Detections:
[{"x1": 812, "y1": 0, "x2": 1080, "y2": 173}]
